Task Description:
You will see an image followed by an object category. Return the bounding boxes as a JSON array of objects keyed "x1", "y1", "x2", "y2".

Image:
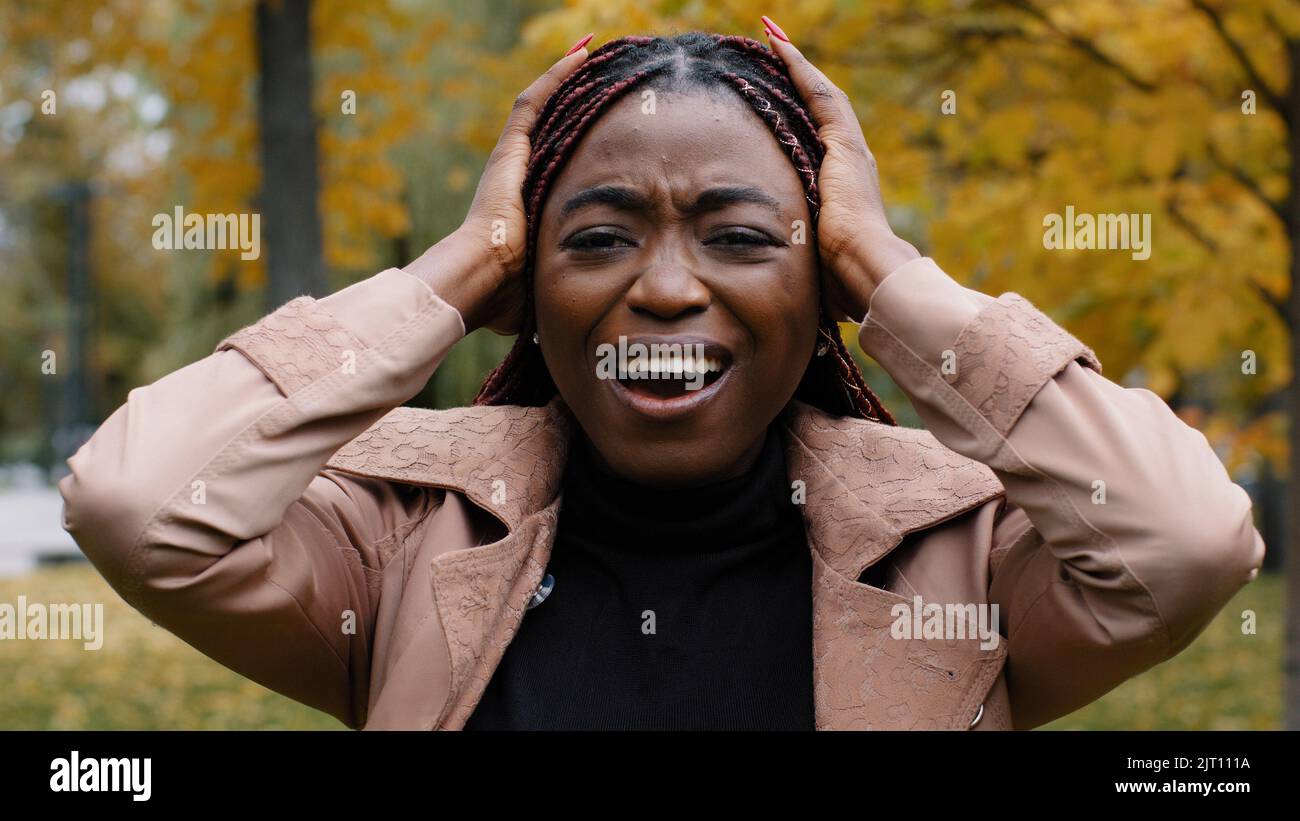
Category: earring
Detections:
[{"x1": 532, "y1": 332, "x2": 540, "y2": 345}]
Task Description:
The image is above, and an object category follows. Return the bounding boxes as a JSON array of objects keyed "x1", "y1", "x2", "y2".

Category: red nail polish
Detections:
[
  {"x1": 565, "y1": 33, "x2": 594, "y2": 56},
  {"x1": 761, "y1": 15, "x2": 791, "y2": 43}
]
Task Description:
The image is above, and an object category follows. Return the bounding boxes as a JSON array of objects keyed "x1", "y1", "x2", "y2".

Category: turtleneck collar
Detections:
[{"x1": 557, "y1": 424, "x2": 796, "y2": 553}]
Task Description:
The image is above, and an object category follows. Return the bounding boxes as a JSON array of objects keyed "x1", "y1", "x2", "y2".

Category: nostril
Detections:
[
  {"x1": 627, "y1": 302, "x2": 709, "y2": 322},
  {"x1": 625, "y1": 270, "x2": 713, "y2": 318}
]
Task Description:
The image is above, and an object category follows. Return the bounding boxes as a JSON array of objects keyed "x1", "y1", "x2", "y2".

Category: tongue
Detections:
[{"x1": 623, "y1": 376, "x2": 692, "y2": 399}]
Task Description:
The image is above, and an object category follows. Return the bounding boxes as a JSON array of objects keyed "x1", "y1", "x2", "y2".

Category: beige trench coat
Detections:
[{"x1": 58, "y1": 257, "x2": 1265, "y2": 730}]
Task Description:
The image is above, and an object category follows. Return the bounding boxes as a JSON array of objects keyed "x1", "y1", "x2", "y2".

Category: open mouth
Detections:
[
  {"x1": 601, "y1": 337, "x2": 735, "y2": 420},
  {"x1": 617, "y1": 350, "x2": 729, "y2": 398}
]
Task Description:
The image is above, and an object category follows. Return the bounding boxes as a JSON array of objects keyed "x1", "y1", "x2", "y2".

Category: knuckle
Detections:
[
  {"x1": 822, "y1": 227, "x2": 855, "y2": 264},
  {"x1": 486, "y1": 139, "x2": 512, "y2": 167},
  {"x1": 826, "y1": 130, "x2": 867, "y2": 159},
  {"x1": 810, "y1": 81, "x2": 836, "y2": 101},
  {"x1": 511, "y1": 91, "x2": 537, "y2": 116}
]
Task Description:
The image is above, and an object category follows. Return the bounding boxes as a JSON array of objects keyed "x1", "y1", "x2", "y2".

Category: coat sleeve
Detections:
[
  {"x1": 857, "y1": 256, "x2": 1266, "y2": 728},
  {"x1": 57, "y1": 267, "x2": 465, "y2": 728}
]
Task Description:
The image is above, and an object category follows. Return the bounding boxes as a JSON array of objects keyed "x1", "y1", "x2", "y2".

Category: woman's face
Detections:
[{"x1": 534, "y1": 86, "x2": 819, "y2": 488}]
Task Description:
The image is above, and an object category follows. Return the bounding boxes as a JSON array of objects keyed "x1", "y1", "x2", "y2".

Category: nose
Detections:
[{"x1": 624, "y1": 247, "x2": 711, "y2": 321}]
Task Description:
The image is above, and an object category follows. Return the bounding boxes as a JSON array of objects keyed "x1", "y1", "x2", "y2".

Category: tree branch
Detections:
[
  {"x1": 998, "y1": 0, "x2": 1157, "y2": 92},
  {"x1": 1189, "y1": 0, "x2": 1291, "y2": 124},
  {"x1": 1205, "y1": 139, "x2": 1289, "y2": 224},
  {"x1": 1166, "y1": 193, "x2": 1290, "y2": 326}
]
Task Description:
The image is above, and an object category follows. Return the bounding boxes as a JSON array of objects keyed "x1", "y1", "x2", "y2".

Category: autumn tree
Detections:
[{"x1": 0, "y1": 0, "x2": 453, "y2": 464}]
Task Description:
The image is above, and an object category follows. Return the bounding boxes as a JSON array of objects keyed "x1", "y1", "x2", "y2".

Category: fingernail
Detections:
[
  {"x1": 565, "y1": 33, "x2": 594, "y2": 56},
  {"x1": 761, "y1": 15, "x2": 791, "y2": 43}
]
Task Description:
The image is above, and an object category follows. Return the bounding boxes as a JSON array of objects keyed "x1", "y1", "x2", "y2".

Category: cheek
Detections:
[
  {"x1": 720, "y1": 249, "x2": 821, "y2": 361},
  {"x1": 532, "y1": 253, "x2": 615, "y2": 386},
  {"x1": 532, "y1": 263, "x2": 568, "y2": 339},
  {"x1": 533, "y1": 245, "x2": 582, "y2": 336}
]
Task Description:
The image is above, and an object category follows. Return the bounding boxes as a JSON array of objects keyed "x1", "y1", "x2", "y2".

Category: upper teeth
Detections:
[{"x1": 626, "y1": 355, "x2": 723, "y2": 377}]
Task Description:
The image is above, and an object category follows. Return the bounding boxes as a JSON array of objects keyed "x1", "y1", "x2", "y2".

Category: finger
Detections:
[
  {"x1": 501, "y1": 34, "x2": 593, "y2": 142},
  {"x1": 760, "y1": 18, "x2": 860, "y2": 144}
]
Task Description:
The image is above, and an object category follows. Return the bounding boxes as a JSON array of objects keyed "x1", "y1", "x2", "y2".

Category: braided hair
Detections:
[{"x1": 473, "y1": 32, "x2": 894, "y2": 425}]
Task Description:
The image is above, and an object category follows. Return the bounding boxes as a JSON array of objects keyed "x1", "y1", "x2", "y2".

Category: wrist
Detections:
[
  {"x1": 851, "y1": 230, "x2": 920, "y2": 288},
  {"x1": 836, "y1": 229, "x2": 921, "y2": 318},
  {"x1": 403, "y1": 229, "x2": 500, "y2": 333}
]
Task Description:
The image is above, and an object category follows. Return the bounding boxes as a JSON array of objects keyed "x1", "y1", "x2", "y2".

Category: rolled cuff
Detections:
[
  {"x1": 216, "y1": 268, "x2": 466, "y2": 397},
  {"x1": 862, "y1": 256, "x2": 997, "y2": 361},
  {"x1": 859, "y1": 257, "x2": 1101, "y2": 437}
]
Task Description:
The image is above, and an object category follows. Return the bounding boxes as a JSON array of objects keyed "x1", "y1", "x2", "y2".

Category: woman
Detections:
[{"x1": 60, "y1": 21, "x2": 1264, "y2": 730}]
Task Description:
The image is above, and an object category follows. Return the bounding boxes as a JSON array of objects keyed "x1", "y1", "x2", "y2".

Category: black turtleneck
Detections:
[{"x1": 463, "y1": 424, "x2": 815, "y2": 730}]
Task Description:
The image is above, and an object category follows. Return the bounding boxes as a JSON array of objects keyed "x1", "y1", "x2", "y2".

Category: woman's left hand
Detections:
[{"x1": 763, "y1": 17, "x2": 921, "y2": 323}]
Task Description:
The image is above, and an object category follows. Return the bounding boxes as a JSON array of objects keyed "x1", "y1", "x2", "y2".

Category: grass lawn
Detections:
[{"x1": 0, "y1": 563, "x2": 1282, "y2": 730}]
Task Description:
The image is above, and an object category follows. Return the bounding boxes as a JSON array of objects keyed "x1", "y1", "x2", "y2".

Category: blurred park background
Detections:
[{"x1": 0, "y1": 0, "x2": 1293, "y2": 729}]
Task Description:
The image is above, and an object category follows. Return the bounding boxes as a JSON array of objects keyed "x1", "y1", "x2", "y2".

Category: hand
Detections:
[
  {"x1": 405, "y1": 40, "x2": 591, "y2": 334},
  {"x1": 763, "y1": 18, "x2": 920, "y2": 323}
]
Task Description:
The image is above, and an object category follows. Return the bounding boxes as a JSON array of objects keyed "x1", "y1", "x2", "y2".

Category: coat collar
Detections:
[
  {"x1": 328, "y1": 397, "x2": 1002, "y2": 579},
  {"x1": 778, "y1": 401, "x2": 1005, "y2": 578},
  {"x1": 329, "y1": 400, "x2": 571, "y2": 533},
  {"x1": 327, "y1": 397, "x2": 1007, "y2": 730}
]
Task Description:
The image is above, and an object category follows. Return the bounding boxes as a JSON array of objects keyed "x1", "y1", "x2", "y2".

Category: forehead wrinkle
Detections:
[
  {"x1": 681, "y1": 186, "x2": 785, "y2": 220},
  {"x1": 550, "y1": 88, "x2": 806, "y2": 226},
  {"x1": 560, "y1": 184, "x2": 652, "y2": 218}
]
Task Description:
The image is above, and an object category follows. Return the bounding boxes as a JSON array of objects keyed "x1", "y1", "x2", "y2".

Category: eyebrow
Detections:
[
  {"x1": 691, "y1": 186, "x2": 783, "y2": 217},
  {"x1": 559, "y1": 185, "x2": 784, "y2": 219},
  {"x1": 560, "y1": 185, "x2": 650, "y2": 217}
]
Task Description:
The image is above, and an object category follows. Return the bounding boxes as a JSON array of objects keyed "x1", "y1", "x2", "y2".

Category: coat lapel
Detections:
[
  {"x1": 433, "y1": 501, "x2": 561, "y2": 729},
  {"x1": 328, "y1": 402, "x2": 570, "y2": 532},
  {"x1": 327, "y1": 402, "x2": 571, "y2": 728},
  {"x1": 781, "y1": 401, "x2": 1007, "y2": 729}
]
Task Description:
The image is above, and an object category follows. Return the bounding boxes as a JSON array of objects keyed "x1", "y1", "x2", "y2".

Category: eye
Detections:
[
  {"x1": 560, "y1": 228, "x2": 636, "y2": 252},
  {"x1": 704, "y1": 227, "x2": 782, "y2": 248}
]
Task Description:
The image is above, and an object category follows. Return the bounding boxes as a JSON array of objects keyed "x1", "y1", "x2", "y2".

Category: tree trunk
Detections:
[
  {"x1": 255, "y1": 0, "x2": 324, "y2": 308},
  {"x1": 1285, "y1": 37, "x2": 1300, "y2": 731}
]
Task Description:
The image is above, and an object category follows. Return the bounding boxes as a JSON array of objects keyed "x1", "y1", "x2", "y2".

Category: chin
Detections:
[{"x1": 591, "y1": 436, "x2": 755, "y2": 489}]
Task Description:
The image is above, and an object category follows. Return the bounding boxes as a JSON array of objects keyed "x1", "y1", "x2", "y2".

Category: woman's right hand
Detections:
[{"x1": 405, "y1": 39, "x2": 591, "y2": 335}]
